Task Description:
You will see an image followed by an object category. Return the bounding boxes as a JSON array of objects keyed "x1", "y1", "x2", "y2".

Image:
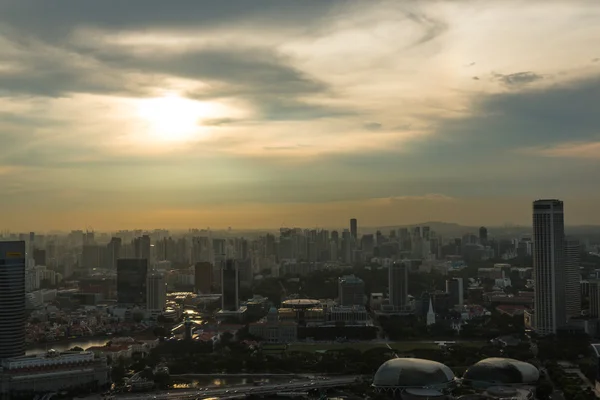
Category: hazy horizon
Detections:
[{"x1": 1, "y1": 0, "x2": 599, "y2": 231}]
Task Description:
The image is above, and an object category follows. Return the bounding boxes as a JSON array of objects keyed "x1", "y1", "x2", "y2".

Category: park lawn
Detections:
[{"x1": 286, "y1": 341, "x2": 487, "y2": 353}]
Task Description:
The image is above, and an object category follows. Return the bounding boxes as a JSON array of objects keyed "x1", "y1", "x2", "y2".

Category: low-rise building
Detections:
[
  {"x1": 249, "y1": 308, "x2": 297, "y2": 343},
  {"x1": 0, "y1": 350, "x2": 110, "y2": 397}
]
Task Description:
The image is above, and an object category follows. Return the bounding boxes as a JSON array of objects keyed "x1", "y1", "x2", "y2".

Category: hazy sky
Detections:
[{"x1": 1, "y1": 0, "x2": 599, "y2": 231}]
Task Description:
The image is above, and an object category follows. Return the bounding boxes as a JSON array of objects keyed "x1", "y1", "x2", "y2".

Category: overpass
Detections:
[{"x1": 110, "y1": 375, "x2": 362, "y2": 399}]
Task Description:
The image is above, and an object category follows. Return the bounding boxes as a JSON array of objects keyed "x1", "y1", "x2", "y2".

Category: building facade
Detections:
[
  {"x1": 565, "y1": 239, "x2": 581, "y2": 319},
  {"x1": 194, "y1": 262, "x2": 214, "y2": 294},
  {"x1": 338, "y1": 275, "x2": 365, "y2": 307},
  {"x1": 117, "y1": 259, "x2": 148, "y2": 307},
  {"x1": 221, "y1": 259, "x2": 239, "y2": 311},
  {"x1": 0, "y1": 241, "x2": 26, "y2": 360},
  {"x1": 389, "y1": 262, "x2": 408, "y2": 311},
  {"x1": 146, "y1": 273, "x2": 166, "y2": 311},
  {"x1": 532, "y1": 199, "x2": 566, "y2": 335}
]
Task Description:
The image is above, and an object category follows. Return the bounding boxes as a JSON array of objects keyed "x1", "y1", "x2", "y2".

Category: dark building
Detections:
[
  {"x1": 106, "y1": 237, "x2": 122, "y2": 269},
  {"x1": 117, "y1": 259, "x2": 148, "y2": 307},
  {"x1": 134, "y1": 235, "x2": 151, "y2": 260},
  {"x1": 194, "y1": 262, "x2": 214, "y2": 294},
  {"x1": 565, "y1": 239, "x2": 581, "y2": 318},
  {"x1": 0, "y1": 241, "x2": 26, "y2": 360},
  {"x1": 446, "y1": 278, "x2": 464, "y2": 307},
  {"x1": 221, "y1": 259, "x2": 239, "y2": 311},
  {"x1": 33, "y1": 248, "x2": 46, "y2": 266},
  {"x1": 350, "y1": 218, "x2": 358, "y2": 240},
  {"x1": 479, "y1": 227, "x2": 488, "y2": 243}
]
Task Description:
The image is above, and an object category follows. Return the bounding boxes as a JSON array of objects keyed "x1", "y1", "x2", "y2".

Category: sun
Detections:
[{"x1": 136, "y1": 95, "x2": 212, "y2": 142}]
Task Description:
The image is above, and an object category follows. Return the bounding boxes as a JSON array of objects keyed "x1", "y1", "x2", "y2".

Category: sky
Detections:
[{"x1": 1, "y1": 0, "x2": 599, "y2": 231}]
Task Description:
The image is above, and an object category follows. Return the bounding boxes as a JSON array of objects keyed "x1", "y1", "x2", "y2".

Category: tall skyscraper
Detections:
[
  {"x1": 589, "y1": 280, "x2": 600, "y2": 318},
  {"x1": 338, "y1": 275, "x2": 365, "y2": 306},
  {"x1": 532, "y1": 199, "x2": 566, "y2": 335},
  {"x1": 0, "y1": 241, "x2": 26, "y2": 360},
  {"x1": 134, "y1": 235, "x2": 151, "y2": 260},
  {"x1": 565, "y1": 239, "x2": 581, "y2": 318},
  {"x1": 194, "y1": 262, "x2": 214, "y2": 294},
  {"x1": 146, "y1": 273, "x2": 166, "y2": 311},
  {"x1": 221, "y1": 259, "x2": 239, "y2": 311},
  {"x1": 350, "y1": 218, "x2": 358, "y2": 240},
  {"x1": 106, "y1": 237, "x2": 122, "y2": 269},
  {"x1": 117, "y1": 259, "x2": 148, "y2": 307},
  {"x1": 479, "y1": 226, "x2": 488, "y2": 243},
  {"x1": 389, "y1": 261, "x2": 408, "y2": 311}
]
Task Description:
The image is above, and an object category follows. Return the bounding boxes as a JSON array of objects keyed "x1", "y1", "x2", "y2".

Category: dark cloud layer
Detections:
[{"x1": 493, "y1": 71, "x2": 544, "y2": 87}]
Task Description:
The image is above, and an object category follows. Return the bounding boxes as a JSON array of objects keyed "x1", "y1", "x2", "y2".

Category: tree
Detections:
[
  {"x1": 69, "y1": 346, "x2": 84, "y2": 352},
  {"x1": 132, "y1": 310, "x2": 145, "y2": 323},
  {"x1": 537, "y1": 382, "x2": 553, "y2": 400}
]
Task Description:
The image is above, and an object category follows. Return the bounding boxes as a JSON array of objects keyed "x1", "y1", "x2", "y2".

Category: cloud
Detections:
[
  {"x1": 519, "y1": 141, "x2": 600, "y2": 159},
  {"x1": 493, "y1": 71, "x2": 544, "y2": 87},
  {"x1": 404, "y1": 11, "x2": 448, "y2": 46},
  {"x1": 200, "y1": 118, "x2": 240, "y2": 127},
  {"x1": 363, "y1": 122, "x2": 383, "y2": 131}
]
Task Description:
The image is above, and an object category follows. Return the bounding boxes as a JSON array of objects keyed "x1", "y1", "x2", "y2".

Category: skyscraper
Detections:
[
  {"x1": 221, "y1": 259, "x2": 239, "y2": 311},
  {"x1": 194, "y1": 262, "x2": 214, "y2": 294},
  {"x1": 479, "y1": 226, "x2": 488, "y2": 243},
  {"x1": 350, "y1": 218, "x2": 357, "y2": 240},
  {"x1": 146, "y1": 273, "x2": 166, "y2": 311},
  {"x1": 565, "y1": 239, "x2": 581, "y2": 318},
  {"x1": 389, "y1": 261, "x2": 408, "y2": 311},
  {"x1": 134, "y1": 235, "x2": 151, "y2": 260},
  {"x1": 446, "y1": 277, "x2": 464, "y2": 307},
  {"x1": 0, "y1": 241, "x2": 26, "y2": 360},
  {"x1": 117, "y1": 259, "x2": 148, "y2": 307},
  {"x1": 532, "y1": 199, "x2": 566, "y2": 335},
  {"x1": 338, "y1": 275, "x2": 365, "y2": 306}
]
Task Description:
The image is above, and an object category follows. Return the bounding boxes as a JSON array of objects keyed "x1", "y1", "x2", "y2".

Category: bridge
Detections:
[{"x1": 108, "y1": 375, "x2": 361, "y2": 399}]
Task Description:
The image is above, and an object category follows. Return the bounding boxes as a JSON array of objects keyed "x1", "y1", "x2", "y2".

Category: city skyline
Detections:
[{"x1": 1, "y1": 0, "x2": 600, "y2": 230}]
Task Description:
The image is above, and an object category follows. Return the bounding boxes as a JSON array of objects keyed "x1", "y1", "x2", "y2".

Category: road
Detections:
[{"x1": 106, "y1": 375, "x2": 359, "y2": 400}]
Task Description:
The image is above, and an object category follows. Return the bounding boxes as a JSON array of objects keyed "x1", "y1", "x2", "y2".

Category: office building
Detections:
[
  {"x1": 146, "y1": 273, "x2": 166, "y2": 311},
  {"x1": 117, "y1": 259, "x2": 148, "y2": 307},
  {"x1": 565, "y1": 240, "x2": 581, "y2": 319},
  {"x1": 221, "y1": 259, "x2": 239, "y2": 311},
  {"x1": 389, "y1": 261, "x2": 409, "y2": 310},
  {"x1": 338, "y1": 275, "x2": 365, "y2": 307},
  {"x1": 589, "y1": 280, "x2": 600, "y2": 318},
  {"x1": 350, "y1": 218, "x2": 358, "y2": 240},
  {"x1": 446, "y1": 277, "x2": 464, "y2": 307},
  {"x1": 194, "y1": 262, "x2": 214, "y2": 294},
  {"x1": 134, "y1": 235, "x2": 151, "y2": 260},
  {"x1": 479, "y1": 226, "x2": 488, "y2": 243},
  {"x1": 532, "y1": 199, "x2": 566, "y2": 335},
  {"x1": 0, "y1": 241, "x2": 26, "y2": 360},
  {"x1": 106, "y1": 237, "x2": 122, "y2": 269}
]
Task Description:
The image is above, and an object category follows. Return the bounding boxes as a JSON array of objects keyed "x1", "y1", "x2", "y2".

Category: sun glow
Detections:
[{"x1": 136, "y1": 95, "x2": 214, "y2": 142}]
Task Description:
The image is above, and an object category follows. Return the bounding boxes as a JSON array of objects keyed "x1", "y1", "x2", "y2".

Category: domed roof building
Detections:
[
  {"x1": 463, "y1": 358, "x2": 539, "y2": 388},
  {"x1": 373, "y1": 358, "x2": 456, "y2": 395}
]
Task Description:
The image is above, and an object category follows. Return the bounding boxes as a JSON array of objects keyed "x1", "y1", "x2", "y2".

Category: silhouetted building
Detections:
[
  {"x1": 194, "y1": 262, "x2": 214, "y2": 294},
  {"x1": 146, "y1": 273, "x2": 166, "y2": 311},
  {"x1": 221, "y1": 259, "x2": 239, "y2": 311},
  {"x1": 389, "y1": 262, "x2": 408, "y2": 310},
  {"x1": 533, "y1": 199, "x2": 566, "y2": 335},
  {"x1": 117, "y1": 259, "x2": 148, "y2": 307},
  {"x1": 106, "y1": 237, "x2": 122, "y2": 269},
  {"x1": 350, "y1": 218, "x2": 358, "y2": 240},
  {"x1": 134, "y1": 235, "x2": 151, "y2": 260},
  {"x1": 479, "y1": 226, "x2": 488, "y2": 243},
  {"x1": 565, "y1": 239, "x2": 581, "y2": 319},
  {"x1": 33, "y1": 249, "x2": 46, "y2": 266},
  {"x1": 0, "y1": 241, "x2": 26, "y2": 360},
  {"x1": 446, "y1": 277, "x2": 464, "y2": 307}
]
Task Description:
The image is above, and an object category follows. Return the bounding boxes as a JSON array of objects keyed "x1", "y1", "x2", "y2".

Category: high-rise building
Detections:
[
  {"x1": 221, "y1": 259, "x2": 239, "y2": 311},
  {"x1": 117, "y1": 259, "x2": 148, "y2": 307},
  {"x1": 446, "y1": 278, "x2": 464, "y2": 307},
  {"x1": 106, "y1": 237, "x2": 122, "y2": 269},
  {"x1": 134, "y1": 235, "x2": 151, "y2": 260},
  {"x1": 479, "y1": 227, "x2": 488, "y2": 243},
  {"x1": 338, "y1": 275, "x2": 365, "y2": 307},
  {"x1": 589, "y1": 280, "x2": 600, "y2": 318},
  {"x1": 565, "y1": 239, "x2": 581, "y2": 319},
  {"x1": 532, "y1": 199, "x2": 566, "y2": 335},
  {"x1": 0, "y1": 241, "x2": 26, "y2": 360},
  {"x1": 350, "y1": 218, "x2": 358, "y2": 240},
  {"x1": 146, "y1": 273, "x2": 166, "y2": 311},
  {"x1": 194, "y1": 262, "x2": 214, "y2": 294},
  {"x1": 389, "y1": 262, "x2": 408, "y2": 310}
]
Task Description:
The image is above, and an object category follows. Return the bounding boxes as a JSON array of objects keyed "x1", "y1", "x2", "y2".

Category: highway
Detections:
[{"x1": 109, "y1": 375, "x2": 359, "y2": 399}]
